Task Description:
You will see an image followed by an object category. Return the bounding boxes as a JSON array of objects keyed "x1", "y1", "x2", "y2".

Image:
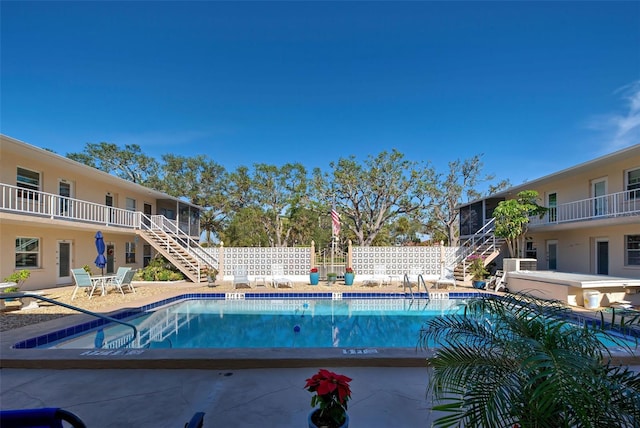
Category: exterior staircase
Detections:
[
  {"x1": 137, "y1": 214, "x2": 218, "y2": 283},
  {"x1": 450, "y1": 218, "x2": 506, "y2": 283}
]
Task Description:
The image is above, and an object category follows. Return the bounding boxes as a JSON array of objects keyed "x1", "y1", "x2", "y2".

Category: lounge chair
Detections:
[
  {"x1": 108, "y1": 269, "x2": 136, "y2": 295},
  {"x1": 233, "y1": 265, "x2": 251, "y2": 289},
  {"x1": 363, "y1": 265, "x2": 389, "y2": 287},
  {"x1": 434, "y1": 267, "x2": 456, "y2": 289},
  {"x1": 0, "y1": 407, "x2": 87, "y2": 428},
  {"x1": 492, "y1": 270, "x2": 507, "y2": 292},
  {"x1": 0, "y1": 407, "x2": 204, "y2": 428},
  {"x1": 271, "y1": 264, "x2": 293, "y2": 288},
  {"x1": 70, "y1": 268, "x2": 99, "y2": 300}
]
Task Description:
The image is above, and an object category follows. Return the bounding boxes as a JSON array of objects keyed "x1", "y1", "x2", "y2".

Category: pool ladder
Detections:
[
  {"x1": 402, "y1": 274, "x2": 429, "y2": 300},
  {"x1": 0, "y1": 292, "x2": 138, "y2": 348}
]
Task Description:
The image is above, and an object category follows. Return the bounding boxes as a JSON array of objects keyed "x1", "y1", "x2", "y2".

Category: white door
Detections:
[
  {"x1": 57, "y1": 240, "x2": 72, "y2": 284},
  {"x1": 546, "y1": 240, "x2": 558, "y2": 270}
]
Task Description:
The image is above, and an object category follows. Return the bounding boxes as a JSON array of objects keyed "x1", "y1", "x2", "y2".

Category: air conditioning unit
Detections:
[{"x1": 503, "y1": 258, "x2": 537, "y2": 272}]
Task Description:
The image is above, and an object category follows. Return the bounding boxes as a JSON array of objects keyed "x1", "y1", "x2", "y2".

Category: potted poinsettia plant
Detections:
[
  {"x1": 304, "y1": 369, "x2": 352, "y2": 428},
  {"x1": 310, "y1": 267, "x2": 319, "y2": 285}
]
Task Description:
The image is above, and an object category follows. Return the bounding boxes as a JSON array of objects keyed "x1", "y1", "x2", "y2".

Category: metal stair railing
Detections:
[
  {"x1": 143, "y1": 213, "x2": 218, "y2": 271},
  {"x1": 139, "y1": 225, "x2": 200, "y2": 279},
  {"x1": 450, "y1": 218, "x2": 501, "y2": 278},
  {"x1": 0, "y1": 292, "x2": 138, "y2": 348},
  {"x1": 139, "y1": 214, "x2": 217, "y2": 281}
]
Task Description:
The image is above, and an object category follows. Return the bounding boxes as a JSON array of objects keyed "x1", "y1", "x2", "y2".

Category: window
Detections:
[
  {"x1": 15, "y1": 237, "x2": 40, "y2": 268},
  {"x1": 125, "y1": 242, "x2": 136, "y2": 264},
  {"x1": 126, "y1": 197, "x2": 136, "y2": 211},
  {"x1": 627, "y1": 168, "x2": 640, "y2": 199},
  {"x1": 143, "y1": 244, "x2": 152, "y2": 267},
  {"x1": 626, "y1": 235, "x2": 640, "y2": 266},
  {"x1": 17, "y1": 167, "x2": 40, "y2": 199},
  {"x1": 525, "y1": 241, "x2": 537, "y2": 259}
]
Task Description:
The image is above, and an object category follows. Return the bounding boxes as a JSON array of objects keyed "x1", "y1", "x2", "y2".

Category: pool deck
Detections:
[{"x1": 2, "y1": 367, "x2": 439, "y2": 427}]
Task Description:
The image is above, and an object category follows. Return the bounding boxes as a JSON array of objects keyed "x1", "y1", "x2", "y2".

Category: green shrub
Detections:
[
  {"x1": 3, "y1": 269, "x2": 31, "y2": 291},
  {"x1": 137, "y1": 256, "x2": 184, "y2": 281}
]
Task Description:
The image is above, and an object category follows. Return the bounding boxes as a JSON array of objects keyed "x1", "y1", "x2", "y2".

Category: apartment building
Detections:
[
  {"x1": 1, "y1": 135, "x2": 213, "y2": 290},
  {"x1": 458, "y1": 144, "x2": 640, "y2": 279}
]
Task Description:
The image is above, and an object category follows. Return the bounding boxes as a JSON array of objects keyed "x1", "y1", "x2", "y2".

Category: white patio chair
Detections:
[
  {"x1": 435, "y1": 267, "x2": 456, "y2": 290},
  {"x1": 233, "y1": 265, "x2": 251, "y2": 289},
  {"x1": 271, "y1": 264, "x2": 293, "y2": 288}
]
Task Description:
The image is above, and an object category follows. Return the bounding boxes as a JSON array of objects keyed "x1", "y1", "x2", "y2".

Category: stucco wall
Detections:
[
  {"x1": 1, "y1": 220, "x2": 143, "y2": 290},
  {"x1": 529, "y1": 224, "x2": 640, "y2": 279}
]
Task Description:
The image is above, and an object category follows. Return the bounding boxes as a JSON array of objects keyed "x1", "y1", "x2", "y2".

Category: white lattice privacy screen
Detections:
[
  {"x1": 206, "y1": 245, "x2": 462, "y2": 277},
  {"x1": 223, "y1": 247, "x2": 311, "y2": 276},
  {"x1": 351, "y1": 246, "x2": 459, "y2": 276}
]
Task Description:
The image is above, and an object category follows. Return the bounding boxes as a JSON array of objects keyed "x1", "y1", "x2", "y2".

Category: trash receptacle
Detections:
[{"x1": 583, "y1": 291, "x2": 601, "y2": 309}]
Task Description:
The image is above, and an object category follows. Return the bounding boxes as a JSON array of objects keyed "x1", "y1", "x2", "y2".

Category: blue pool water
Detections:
[{"x1": 43, "y1": 298, "x2": 465, "y2": 349}]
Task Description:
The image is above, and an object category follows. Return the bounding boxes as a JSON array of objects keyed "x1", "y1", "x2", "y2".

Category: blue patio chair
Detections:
[
  {"x1": 70, "y1": 268, "x2": 99, "y2": 300},
  {"x1": 108, "y1": 269, "x2": 136, "y2": 295}
]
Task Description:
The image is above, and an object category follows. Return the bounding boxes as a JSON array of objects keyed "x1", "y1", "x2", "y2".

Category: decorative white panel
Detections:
[
  {"x1": 352, "y1": 246, "x2": 459, "y2": 276},
  {"x1": 224, "y1": 247, "x2": 310, "y2": 276}
]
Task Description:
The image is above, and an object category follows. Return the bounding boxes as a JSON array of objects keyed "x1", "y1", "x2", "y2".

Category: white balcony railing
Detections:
[
  {"x1": 529, "y1": 189, "x2": 640, "y2": 226},
  {"x1": 1, "y1": 182, "x2": 139, "y2": 228}
]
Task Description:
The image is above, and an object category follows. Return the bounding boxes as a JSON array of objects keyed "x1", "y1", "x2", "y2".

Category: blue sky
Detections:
[{"x1": 2, "y1": 1, "x2": 639, "y2": 191}]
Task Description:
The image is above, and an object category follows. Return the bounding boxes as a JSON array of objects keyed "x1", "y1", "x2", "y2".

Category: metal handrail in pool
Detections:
[
  {"x1": 0, "y1": 292, "x2": 138, "y2": 347},
  {"x1": 402, "y1": 273, "x2": 429, "y2": 298}
]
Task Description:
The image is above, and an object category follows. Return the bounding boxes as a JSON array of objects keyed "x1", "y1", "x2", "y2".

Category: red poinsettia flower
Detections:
[
  {"x1": 310, "y1": 267, "x2": 318, "y2": 273},
  {"x1": 305, "y1": 369, "x2": 352, "y2": 426}
]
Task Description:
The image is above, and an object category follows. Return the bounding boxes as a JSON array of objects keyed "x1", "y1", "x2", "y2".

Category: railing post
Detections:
[
  {"x1": 49, "y1": 194, "x2": 55, "y2": 219},
  {"x1": 310, "y1": 240, "x2": 315, "y2": 269},
  {"x1": 218, "y1": 241, "x2": 224, "y2": 277}
]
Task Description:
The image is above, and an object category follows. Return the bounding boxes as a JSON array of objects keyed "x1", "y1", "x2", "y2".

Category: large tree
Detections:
[
  {"x1": 67, "y1": 142, "x2": 160, "y2": 186},
  {"x1": 428, "y1": 155, "x2": 510, "y2": 246},
  {"x1": 158, "y1": 154, "x2": 228, "y2": 207},
  {"x1": 313, "y1": 150, "x2": 435, "y2": 246},
  {"x1": 249, "y1": 163, "x2": 309, "y2": 247}
]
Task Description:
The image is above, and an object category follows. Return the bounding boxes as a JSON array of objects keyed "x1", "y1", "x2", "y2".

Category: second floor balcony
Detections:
[
  {"x1": 0, "y1": 182, "x2": 200, "y2": 237},
  {"x1": 528, "y1": 189, "x2": 640, "y2": 229}
]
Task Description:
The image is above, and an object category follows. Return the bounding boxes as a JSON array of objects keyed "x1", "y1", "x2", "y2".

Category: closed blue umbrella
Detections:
[{"x1": 95, "y1": 231, "x2": 107, "y2": 275}]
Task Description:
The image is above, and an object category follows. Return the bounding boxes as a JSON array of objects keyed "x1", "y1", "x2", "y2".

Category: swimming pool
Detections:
[
  {"x1": 5, "y1": 292, "x2": 638, "y2": 370},
  {"x1": 41, "y1": 298, "x2": 466, "y2": 350}
]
